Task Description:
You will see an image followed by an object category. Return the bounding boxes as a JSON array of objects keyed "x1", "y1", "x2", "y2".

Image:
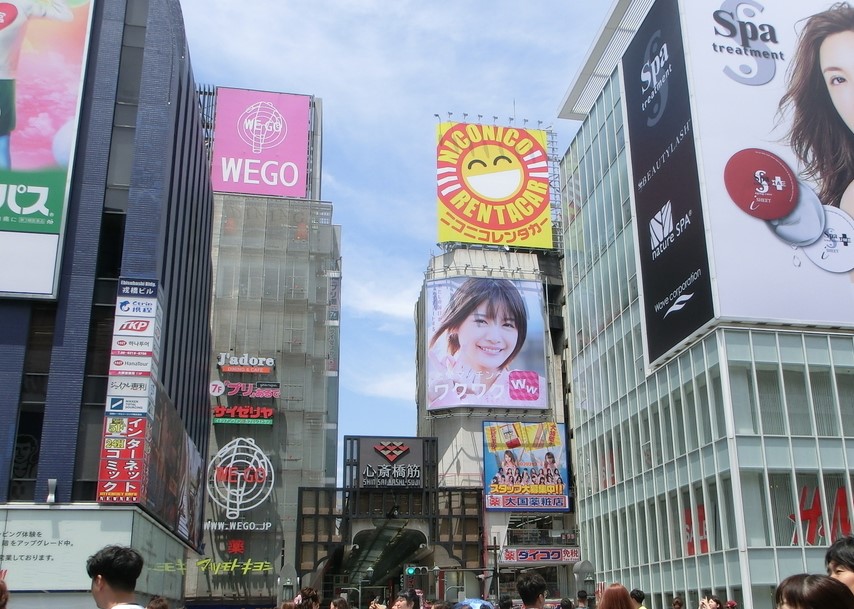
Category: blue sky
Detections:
[{"x1": 178, "y1": 2, "x2": 611, "y2": 445}]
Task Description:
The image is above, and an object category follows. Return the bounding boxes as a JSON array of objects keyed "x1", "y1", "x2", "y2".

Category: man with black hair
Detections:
[
  {"x1": 575, "y1": 590, "x2": 588, "y2": 609},
  {"x1": 516, "y1": 573, "x2": 546, "y2": 609},
  {"x1": 826, "y1": 534, "x2": 854, "y2": 595},
  {"x1": 559, "y1": 598, "x2": 574, "y2": 609},
  {"x1": 498, "y1": 595, "x2": 513, "y2": 609},
  {"x1": 629, "y1": 589, "x2": 647, "y2": 609},
  {"x1": 86, "y1": 544, "x2": 145, "y2": 609}
]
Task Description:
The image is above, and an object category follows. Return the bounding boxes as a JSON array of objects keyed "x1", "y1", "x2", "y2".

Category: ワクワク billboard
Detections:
[{"x1": 425, "y1": 276, "x2": 548, "y2": 410}]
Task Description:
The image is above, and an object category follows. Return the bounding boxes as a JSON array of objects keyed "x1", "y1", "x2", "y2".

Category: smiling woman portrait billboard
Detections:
[
  {"x1": 425, "y1": 276, "x2": 547, "y2": 410},
  {"x1": 676, "y1": 0, "x2": 854, "y2": 334}
]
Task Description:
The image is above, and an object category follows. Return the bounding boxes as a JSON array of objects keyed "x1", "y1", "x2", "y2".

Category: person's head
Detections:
[
  {"x1": 0, "y1": 578, "x2": 8, "y2": 609},
  {"x1": 432, "y1": 602, "x2": 452, "y2": 609},
  {"x1": 282, "y1": 602, "x2": 297, "y2": 609},
  {"x1": 826, "y1": 534, "x2": 854, "y2": 594},
  {"x1": 707, "y1": 596, "x2": 722, "y2": 609},
  {"x1": 393, "y1": 589, "x2": 420, "y2": 609},
  {"x1": 516, "y1": 572, "x2": 547, "y2": 608},
  {"x1": 86, "y1": 545, "x2": 144, "y2": 609},
  {"x1": 504, "y1": 450, "x2": 517, "y2": 465},
  {"x1": 332, "y1": 599, "x2": 350, "y2": 609},
  {"x1": 576, "y1": 590, "x2": 588, "y2": 606},
  {"x1": 499, "y1": 595, "x2": 514, "y2": 609},
  {"x1": 775, "y1": 573, "x2": 854, "y2": 609},
  {"x1": 296, "y1": 588, "x2": 321, "y2": 609},
  {"x1": 781, "y1": 2, "x2": 854, "y2": 207},
  {"x1": 147, "y1": 596, "x2": 169, "y2": 609},
  {"x1": 560, "y1": 597, "x2": 574, "y2": 609},
  {"x1": 671, "y1": 597, "x2": 684, "y2": 609},
  {"x1": 598, "y1": 584, "x2": 633, "y2": 609},
  {"x1": 430, "y1": 278, "x2": 528, "y2": 373},
  {"x1": 629, "y1": 589, "x2": 645, "y2": 608},
  {"x1": 544, "y1": 452, "x2": 556, "y2": 465}
]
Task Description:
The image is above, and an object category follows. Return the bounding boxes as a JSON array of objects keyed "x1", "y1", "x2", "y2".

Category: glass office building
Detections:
[{"x1": 558, "y1": 1, "x2": 854, "y2": 608}]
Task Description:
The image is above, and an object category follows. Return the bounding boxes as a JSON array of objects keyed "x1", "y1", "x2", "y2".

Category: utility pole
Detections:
[{"x1": 488, "y1": 535, "x2": 501, "y2": 599}]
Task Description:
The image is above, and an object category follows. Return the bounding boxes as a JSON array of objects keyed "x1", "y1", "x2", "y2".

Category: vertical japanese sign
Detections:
[
  {"x1": 97, "y1": 416, "x2": 149, "y2": 502},
  {"x1": 0, "y1": 0, "x2": 95, "y2": 298},
  {"x1": 325, "y1": 273, "x2": 340, "y2": 375},
  {"x1": 98, "y1": 279, "x2": 160, "y2": 502},
  {"x1": 437, "y1": 122, "x2": 553, "y2": 248},
  {"x1": 483, "y1": 421, "x2": 569, "y2": 511}
]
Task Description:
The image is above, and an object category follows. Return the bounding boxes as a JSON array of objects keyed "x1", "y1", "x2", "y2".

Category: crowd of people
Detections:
[
  {"x1": 508, "y1": 535, "x2": 854, "y2": 609},
  {"x1": 2, "y1": 536, "x2": 854, "y2": 609}
]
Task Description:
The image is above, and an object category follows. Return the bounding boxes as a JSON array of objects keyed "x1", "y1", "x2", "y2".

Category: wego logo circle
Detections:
[
  {"x1": 437, "y1": 123, "x2": 549, "y2": 231},
  {"x1": 238, "y1": 101, "x2": 288, "y2": 153},
  {"x1": 207, "y1": 437, "x2": 274, "y2": 519}
]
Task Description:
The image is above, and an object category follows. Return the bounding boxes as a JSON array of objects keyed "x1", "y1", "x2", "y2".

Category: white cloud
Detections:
[{"x1": 181, "y1": 0, "x2": 611, "y2": 427}]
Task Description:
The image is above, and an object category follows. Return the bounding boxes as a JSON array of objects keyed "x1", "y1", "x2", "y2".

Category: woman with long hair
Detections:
[
  {"x1": 427, "y1": 277, "x2": 545, "y2": 408},
  {"x1": 780, "y1": 2, "x2": 854, "y2": 209},
  {"x1": 774, "y1": 573, "x2": 854, "y2": 608},
  {"x1": 295, "y1": 588, "x2": 321, "y2": 609}
]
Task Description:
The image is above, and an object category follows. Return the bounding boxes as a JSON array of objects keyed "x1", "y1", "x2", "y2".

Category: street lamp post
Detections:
[
  {"x1": 584, "y1": 576, "x2": 595, "y2": 609},
  {"x1": 433, "y1": 566, "x2": 441, "y2": 600},
  {"x1": 342, "y1": 567, "x2": 374, "y2": 609}
]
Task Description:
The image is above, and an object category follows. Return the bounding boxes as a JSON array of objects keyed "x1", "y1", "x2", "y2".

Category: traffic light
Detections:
[
  {"x1": 404, "y1": 565, "x2": 429, "y2": 576},
  {"x1": 405, "y1": 565, "x2": 416, "y2": 576}
]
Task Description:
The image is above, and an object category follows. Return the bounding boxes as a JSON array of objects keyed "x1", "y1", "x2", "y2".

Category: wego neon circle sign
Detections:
[{"x1": 207, "y1": 437, "x2": 274, "y2": 519}]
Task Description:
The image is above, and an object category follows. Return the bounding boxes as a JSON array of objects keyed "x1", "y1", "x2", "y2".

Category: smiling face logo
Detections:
[
  {"x1": 437, "y1": 122, "x2": 552, "y2": 246},
  {"x1": 461, "y1": 145, "x2": 524, "y2": 201}
]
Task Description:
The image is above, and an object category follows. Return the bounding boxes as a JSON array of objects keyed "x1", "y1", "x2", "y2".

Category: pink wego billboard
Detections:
[{"x1": 211, "y1": 87, "x2": 310, "y2": 198}]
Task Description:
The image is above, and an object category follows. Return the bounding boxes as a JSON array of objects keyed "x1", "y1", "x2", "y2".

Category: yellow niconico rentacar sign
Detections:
[{"x1": 436, "y1": 122, "x2": 552, "y2": 249}]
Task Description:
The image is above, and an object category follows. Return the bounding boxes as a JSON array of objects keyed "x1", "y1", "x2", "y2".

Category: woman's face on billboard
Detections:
[
  {"x1": 821, "y1": 30, "x2": 854, "y2": 134},
  {"x1": 455, "y1": 302, "x2": 518, "y2": 373}
]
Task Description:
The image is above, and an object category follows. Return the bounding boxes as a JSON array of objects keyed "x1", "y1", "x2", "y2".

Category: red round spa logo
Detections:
[
  {"x1": 723, "y1": 148, "x2": 798, "y2": 220},
  {"x1": 437, "y1": 123, "x2": 550, "y2": 230}
]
